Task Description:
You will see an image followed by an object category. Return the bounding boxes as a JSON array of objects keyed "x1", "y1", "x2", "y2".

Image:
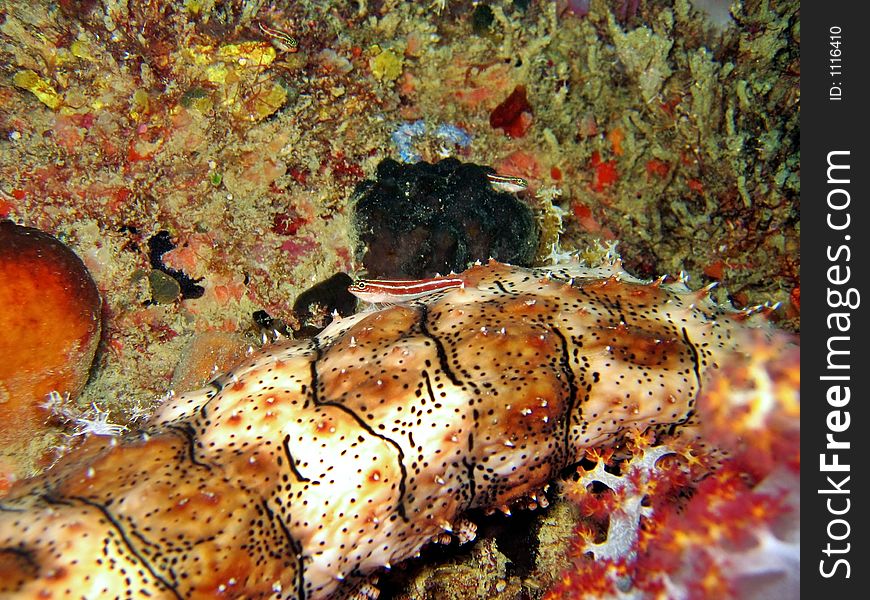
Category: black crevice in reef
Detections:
[
  {"x1": 292, "y1": 272, "x2": 357, "y2": 337},
  {"x1": 147, "y1": 230, "x2": 205, "y2": 300},
  {"x1": 254, "y1": 273, "x2": 357, "y2": 339},
  {"x1": 352, "y1": 158, "x2": 538, "y2": 279},
  {"x1": 373, "y1": 503, "x2": 546, "y2": 600}
]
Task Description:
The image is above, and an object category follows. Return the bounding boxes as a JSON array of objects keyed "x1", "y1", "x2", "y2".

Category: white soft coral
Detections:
[{"x1": 575, "y1": 445, "x2": 675, "y2": 562}]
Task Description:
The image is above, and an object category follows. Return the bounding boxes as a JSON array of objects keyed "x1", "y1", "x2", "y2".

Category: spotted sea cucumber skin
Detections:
[{"x1": 1, "y1": 261, "x2": 749, "y2": 599}]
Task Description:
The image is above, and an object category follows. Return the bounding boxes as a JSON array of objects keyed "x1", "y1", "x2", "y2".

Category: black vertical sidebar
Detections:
[{"x1": 803, "y1": 3, "x2": 870, "y2": 597}]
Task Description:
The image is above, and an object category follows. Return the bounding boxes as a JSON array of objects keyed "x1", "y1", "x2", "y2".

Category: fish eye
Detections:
[{"x1": 355, "y1": 281, "x2": 367, "y2": 290}]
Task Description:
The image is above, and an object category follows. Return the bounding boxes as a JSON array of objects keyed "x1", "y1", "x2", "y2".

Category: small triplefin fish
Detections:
[
  {"x1": 0, "y1": 260, "x2": 788, "y2": 599},
  {"x1": 485, "y1": 172, "x2": 528, "y2": 193},
  {"x1": 348, "y1": 274, "x2": 465, "y2": 303}
]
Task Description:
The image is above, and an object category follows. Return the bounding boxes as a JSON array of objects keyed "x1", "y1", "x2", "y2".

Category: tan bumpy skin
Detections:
[{"x1": 0, "y1": 260, "x2": 783, "y2": 599}]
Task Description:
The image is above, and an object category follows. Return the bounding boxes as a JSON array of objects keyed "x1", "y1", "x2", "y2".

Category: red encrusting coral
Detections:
[
  {"x1": 489, "y1": 85, "x2": 534, "y2": 138},
  {"x1": 645, "y1": 158, "x2": 670, "y2": 179},
  {"x1": 280, "y1": 236, "x2": 319, "y2": 263},
  {"x1": 590, "y1": 151, "x2": 619, "y2": 191},
  {"x1": 789, "y1": 285, "x2": 800, "y2": 313},
  {"x1": 273, "y1": 209, "x2": 307, "y2": 236}
]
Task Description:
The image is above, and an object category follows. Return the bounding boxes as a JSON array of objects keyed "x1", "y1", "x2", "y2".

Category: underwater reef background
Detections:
[{"x1": 0, "y1": 0, "x2": 798, "y2": 598}]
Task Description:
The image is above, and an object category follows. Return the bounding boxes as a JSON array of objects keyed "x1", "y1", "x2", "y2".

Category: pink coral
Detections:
[{"x1": 547, "y1": 327, "x2": 800, "y2": 600}]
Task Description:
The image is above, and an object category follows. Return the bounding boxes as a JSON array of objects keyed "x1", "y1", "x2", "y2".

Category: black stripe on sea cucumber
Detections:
[
  {"x1": 260, "y1": 499, "x2": 307, "y2": 600},
  {"x1": 0, "y1": 545, "x2": 38, "y2": 572},
  {"x1": 422, "y1": 369, "x2": 437, "y2": 408},
  {"x1": 674, "y1": 327, "x2": 703, "y2": 430},
  {"x1": 282, "y1": 434, "x2": 311, "y2": 483},
  {"x1": 198, "y1": 380, "x2": 225, "y2": 418},
  {"x1": 681, "y1": 327, "x2": 702, "y2": 403},
  {"x1": 165, "y1": 423, "x2": 211, "y2": 469},
  {"x1": 65, "y1": 495, "x2": 183, "y2": 599},
  {"x1": 461, "y1": 457, "x2": 477, "y2": 505},
  {"x1": 416, "y1": 305, "x2": 462, "y2": 387},
  {"x1": 551, "y1": 327, "x2": 580, "y2": 460},
  {"x1": 308, "y1": 338, "x2": 410, "y2": 522},
  {"x1": 37, "y1": 493, "x2": 73, "y2": 507},
  {"x1": 307, "y1": 340, "x2": 323, "y2": 405}
]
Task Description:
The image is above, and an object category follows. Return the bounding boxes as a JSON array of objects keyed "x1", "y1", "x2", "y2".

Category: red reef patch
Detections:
[
  {"x1": 489, "y1": 85, "x2": 534, "y2": 138},
  {"x1": 590, "y1": 151, "x2": 618, "y2": 191}
]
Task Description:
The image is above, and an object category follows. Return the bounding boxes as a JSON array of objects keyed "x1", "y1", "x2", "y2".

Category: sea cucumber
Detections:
[{"x1": 0, "y1": 259, "x2": 787, "y2": 599}]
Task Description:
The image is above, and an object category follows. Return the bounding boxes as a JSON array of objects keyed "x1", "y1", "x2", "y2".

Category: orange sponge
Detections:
[{"x1": 0, "y1": 222, "x2": 101, "y2": 476}]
